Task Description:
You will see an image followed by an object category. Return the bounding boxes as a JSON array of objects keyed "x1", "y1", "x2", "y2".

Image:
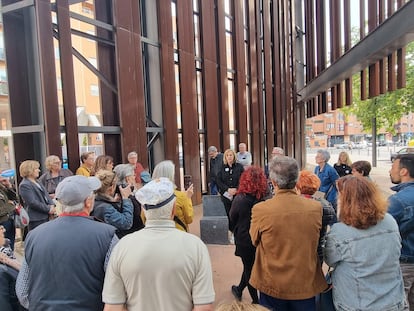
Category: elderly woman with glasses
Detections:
[
  {"x1": 314, "y1": 149, "x2": 340, "y2": 211},
  {"x1": 0, "y1": 225, "x2": 22, "y2": 311},
  {"x1": 38, "y1": 155, "x2": 73, "y2": 199}
]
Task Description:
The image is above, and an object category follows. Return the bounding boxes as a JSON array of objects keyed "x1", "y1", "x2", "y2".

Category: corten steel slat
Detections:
[
  {"x1": 36, "y1": 0, "x2": 61, "y2": 158},
  {"x1": 329, "y1": 0, "x2": 340, "y2": 110},
  {"x1": 200, "y1": 0, "x2": 221, "y2": 151},
  {"x1": 2, "y1": 11, "x2": 39, "y2": 166},
  {"x1": 368, "y1": 0, "x2": 380, "y2": 98},
  {"x1": 176, "y1": 0, "x2": 202, "y2": 202},
  {"x1": 315, "y1": 0, "x2": 326, "y2": 75},
  {"x1": 387, "y1": 0, "x2": 396, "y2": 91},
  {"x1": 283, "y1": 0, "x2": 293, "y2": 153},
  {"x1": 157, "y1": 0, "x2": 179, "y2": 176},
  {"x1": 388, "y1": 52, "x2": 397, "y2": 91},
  {"x1": 360, "y1": 0, "x2": 367, "y2": 101},
  {"x1": 298, "y1": 0, "x2": 414, "y2": 103},
  {"x1": 378, "y1": 0, "x2": 386, "y2": 95},
  {"x1": 343, "y1": 0, "x2": 352, "y2": 106},
  {"x1": 263, "y1": 0, "x2": 274, "y2": 152},
  {"x1": 95, "y1": 1, "x2": 122, "y2": 165},
  {"x1": 305, "y1": 0, "x2": 314, "y2": 81},
  {"x1": 233, "y1": 0, "x2": 248, "y2": 146},
  {"x1": 274, "y1": 0, "x2": 285, "y2": 150},
  {"x1": 113, "y1": 0, "x2": 148, "y2": 165},
  {"x1": 217, "y1": 0, "x2": 230, "y2": 149},
  {"x1": 271, "y1": 0, "x2": 282, "y2": 152},
  {"x1": 56, "y1": 0, "x2": 80, "y2": 172},
  {"x1": 397, "y1": 47, "x2": 406, "y2": 89},
  {"x1": 247, "y1": 0, "x2": 263, "y2": 166}
]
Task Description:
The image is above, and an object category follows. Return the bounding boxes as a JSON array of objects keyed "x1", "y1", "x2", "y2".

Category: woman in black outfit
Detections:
[
  {"x1": 229, "y1": 166, "x2": 268, "y2": 304},
  {"x1": 216, "y1": 149, "x2": 244, "y2": 230}
]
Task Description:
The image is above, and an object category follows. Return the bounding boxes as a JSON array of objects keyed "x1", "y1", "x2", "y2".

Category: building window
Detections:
[{"x1": 90, "y1": 84, "x2": 99, "y2": 96}]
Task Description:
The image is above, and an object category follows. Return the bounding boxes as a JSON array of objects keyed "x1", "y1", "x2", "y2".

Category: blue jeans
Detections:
[
  {"x1": 259, "y1": 292, "x2": 316, "y2": 311},
  {"x1": 210, "y1": 181, "x2": 218, "y2": 195}
]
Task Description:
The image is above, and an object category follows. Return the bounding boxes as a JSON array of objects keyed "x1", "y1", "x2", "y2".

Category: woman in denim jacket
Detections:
[
  {"x1": 92, "y1": 170, "x2": 133, "y2": 238},
  {"x1": 324, "y1": 175, "x2": 405, "y2": 311}
]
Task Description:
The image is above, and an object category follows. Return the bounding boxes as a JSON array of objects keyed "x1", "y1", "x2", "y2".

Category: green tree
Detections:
[{"x1": 341, "y1": 42, "x2": 414, "y2": 134}]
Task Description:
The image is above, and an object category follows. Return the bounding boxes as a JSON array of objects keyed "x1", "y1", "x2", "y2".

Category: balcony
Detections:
[{"x1": 0, "y1": 81, "x2": 8, "y2": 95}]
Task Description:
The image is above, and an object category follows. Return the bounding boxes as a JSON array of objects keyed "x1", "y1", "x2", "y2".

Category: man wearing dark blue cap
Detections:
[
  {"x1": 16, "y1": 175, "x2": 119, "y2": 311},
  {"x1": 103, "y1": 177, "x2": 215, "y2": 311}
]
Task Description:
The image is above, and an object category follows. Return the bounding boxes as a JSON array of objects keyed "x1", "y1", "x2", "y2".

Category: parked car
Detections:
[{"x1": 390, "y1": 147, "x2": 414, "y2": 162}]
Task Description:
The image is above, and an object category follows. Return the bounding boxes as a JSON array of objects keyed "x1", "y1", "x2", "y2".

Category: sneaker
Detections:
[
  {"x1": 231, "y1": 285, "x2": 242, "y2": 301},
  {"x1": 229, "y1": 233, "x2": 235, "y2": 245}
]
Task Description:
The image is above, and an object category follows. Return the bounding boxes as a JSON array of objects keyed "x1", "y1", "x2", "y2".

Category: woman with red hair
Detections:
[{"x1": 229, "y1": 166, "x2": 269, "y2": 304}]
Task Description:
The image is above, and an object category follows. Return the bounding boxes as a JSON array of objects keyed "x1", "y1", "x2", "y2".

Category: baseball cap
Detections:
[
  {"x1": 55, "y1": 175, "x2": 101, "y2": 206},
  {"x1": 135, "y1": 177, "x2": 175, "y2": 210},
  {"x1": 140, "y1": 171, "x2": 152, "y2": 184}
]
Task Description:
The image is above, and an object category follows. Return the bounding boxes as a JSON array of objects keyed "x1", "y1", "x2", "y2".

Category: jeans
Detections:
[
  {"x1": 259, "y1": 292, "x2": 316, "y2": 311},
  {"x1": 210, "y1": 182, "x2": 218, "y2": 195},
  {"x1": 0, "y1": 219, "x2": 15, "y2": 250},
  {"x1": 401, "y1": 263, "x2": 414, "y2": 310}
]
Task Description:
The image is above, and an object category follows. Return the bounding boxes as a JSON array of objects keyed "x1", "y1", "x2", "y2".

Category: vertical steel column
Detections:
[
  {"x1": 176, "y1": 0, "x2": 201, "y2": 201},
  {"x1": 95, "y1": 1, "x2": 122, "y2": 165},
  {"x1": 247, "y1": 0, "x2": 263, "y2": 166},
  {"x1": 56, "y1": 0, "x2": 80, "y2": 172},
  {"x1": 234, "y1": 0, "x2": 248, "y2": 146},
  {"x1": 343, "y1": 0, "x2": 352, "y2": 106},
  {"x1": 200, "y1": 0, "x2": 221, "y2": 151},
  {"x1": 264, "y1": 0, "x2": 274, "y2": 152},
  {"x1": 217, "y1": 0, "x2": 230, "y2": 148},
  {"x1": 113, "y1": 0, "x2": 147, "y2": 165},
  {"x1": 157, "y1": 0, "x2": 179, "y2": 174}
]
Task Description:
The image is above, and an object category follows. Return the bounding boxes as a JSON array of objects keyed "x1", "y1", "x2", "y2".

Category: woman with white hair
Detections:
[
  {"x1": 151, "y1": 160, "x2": 193, "y2": 232},
  {"x1": 113, "y1": 164, "x2": 145, "y2": 234},
  {"x1": 314, "y1": 149, "x2": 339, "y2": 210}
]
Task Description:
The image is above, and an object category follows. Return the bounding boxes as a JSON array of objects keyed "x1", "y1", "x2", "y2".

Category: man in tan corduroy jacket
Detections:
[{"x1": 249, "y1": 156, "x2": 327, "y2": 310}]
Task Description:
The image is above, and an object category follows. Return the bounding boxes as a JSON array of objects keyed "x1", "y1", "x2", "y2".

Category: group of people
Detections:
[
  {"x1": 0, "y1": 149, "x2": 199, "y2": 310},
  {"x1": 1, "y1": 144, "x2": 414, "y2": 310},
  {"x1": 208, "y1": 145, "x2": 414, "y2": 311}
]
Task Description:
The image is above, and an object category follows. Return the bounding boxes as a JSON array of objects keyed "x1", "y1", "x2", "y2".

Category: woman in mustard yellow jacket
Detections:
[{"x1": 152, "y1": 160, "x2": 193, "y2": 231}]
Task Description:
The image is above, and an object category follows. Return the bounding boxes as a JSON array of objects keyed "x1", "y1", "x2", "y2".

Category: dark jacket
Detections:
[
  {"x1": 333, "y1": 163, "x2": 352, "y2": 177},
  {"x1": 19, "y1": 178, "x2": 54, "y2": 222},
  {"x1": 209, "y1": 153, "x2": 223, "y2": 183},
  {"x1": 38, "y1": 169, "x2": 73, "y2": 195},
  {"x1": 230, "y1": 193, "x2": 262, "y2": 252},
  {"x1": 216, "y1": 163, "x2": 244, "y2": 194}
]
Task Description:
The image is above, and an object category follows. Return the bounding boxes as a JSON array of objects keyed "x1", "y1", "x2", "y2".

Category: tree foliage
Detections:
[{"x1": 341, "y1": 42, "x2": 414, "y2": 134}]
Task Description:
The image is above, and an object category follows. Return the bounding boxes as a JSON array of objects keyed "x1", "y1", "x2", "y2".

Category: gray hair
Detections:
[
  {"x1": 114, "y1": 164, "x2": 134, "y2": 185},
  {"x1": 268, "y1": 156, "x2": 299, "y2": 189},
  {"x1": 152, "y1": 160, "x2": 175, "y2": 183},
  {"x1": 143, "y1": 197, "x2": 176, "y2": 220},
  {"x1": 59, "y1": 202, "x2": 84, "y2": 214},
  {"x1": 208, "y1": 146, "x2": 218, "y2": 153},
  {"x1": 127, "y1": 151, "x2": 138, "y2": 158},
  {"x1": 316, "y1": 149, "x2": 330, "y2": 162}
]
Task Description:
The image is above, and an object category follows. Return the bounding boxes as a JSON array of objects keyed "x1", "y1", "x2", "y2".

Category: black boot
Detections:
[{"x1": 231, "y1": 285, "x2": 242, "y2": 301}]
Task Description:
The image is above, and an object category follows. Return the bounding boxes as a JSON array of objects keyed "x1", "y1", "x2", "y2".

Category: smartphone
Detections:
[{"x1": 184, "y1": 175, "x2": 192, "y2": 190}]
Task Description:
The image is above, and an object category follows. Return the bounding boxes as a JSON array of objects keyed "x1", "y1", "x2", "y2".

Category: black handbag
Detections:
[{"x1": 316, "y1": 270, "x2": 335, "y2": 311}]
